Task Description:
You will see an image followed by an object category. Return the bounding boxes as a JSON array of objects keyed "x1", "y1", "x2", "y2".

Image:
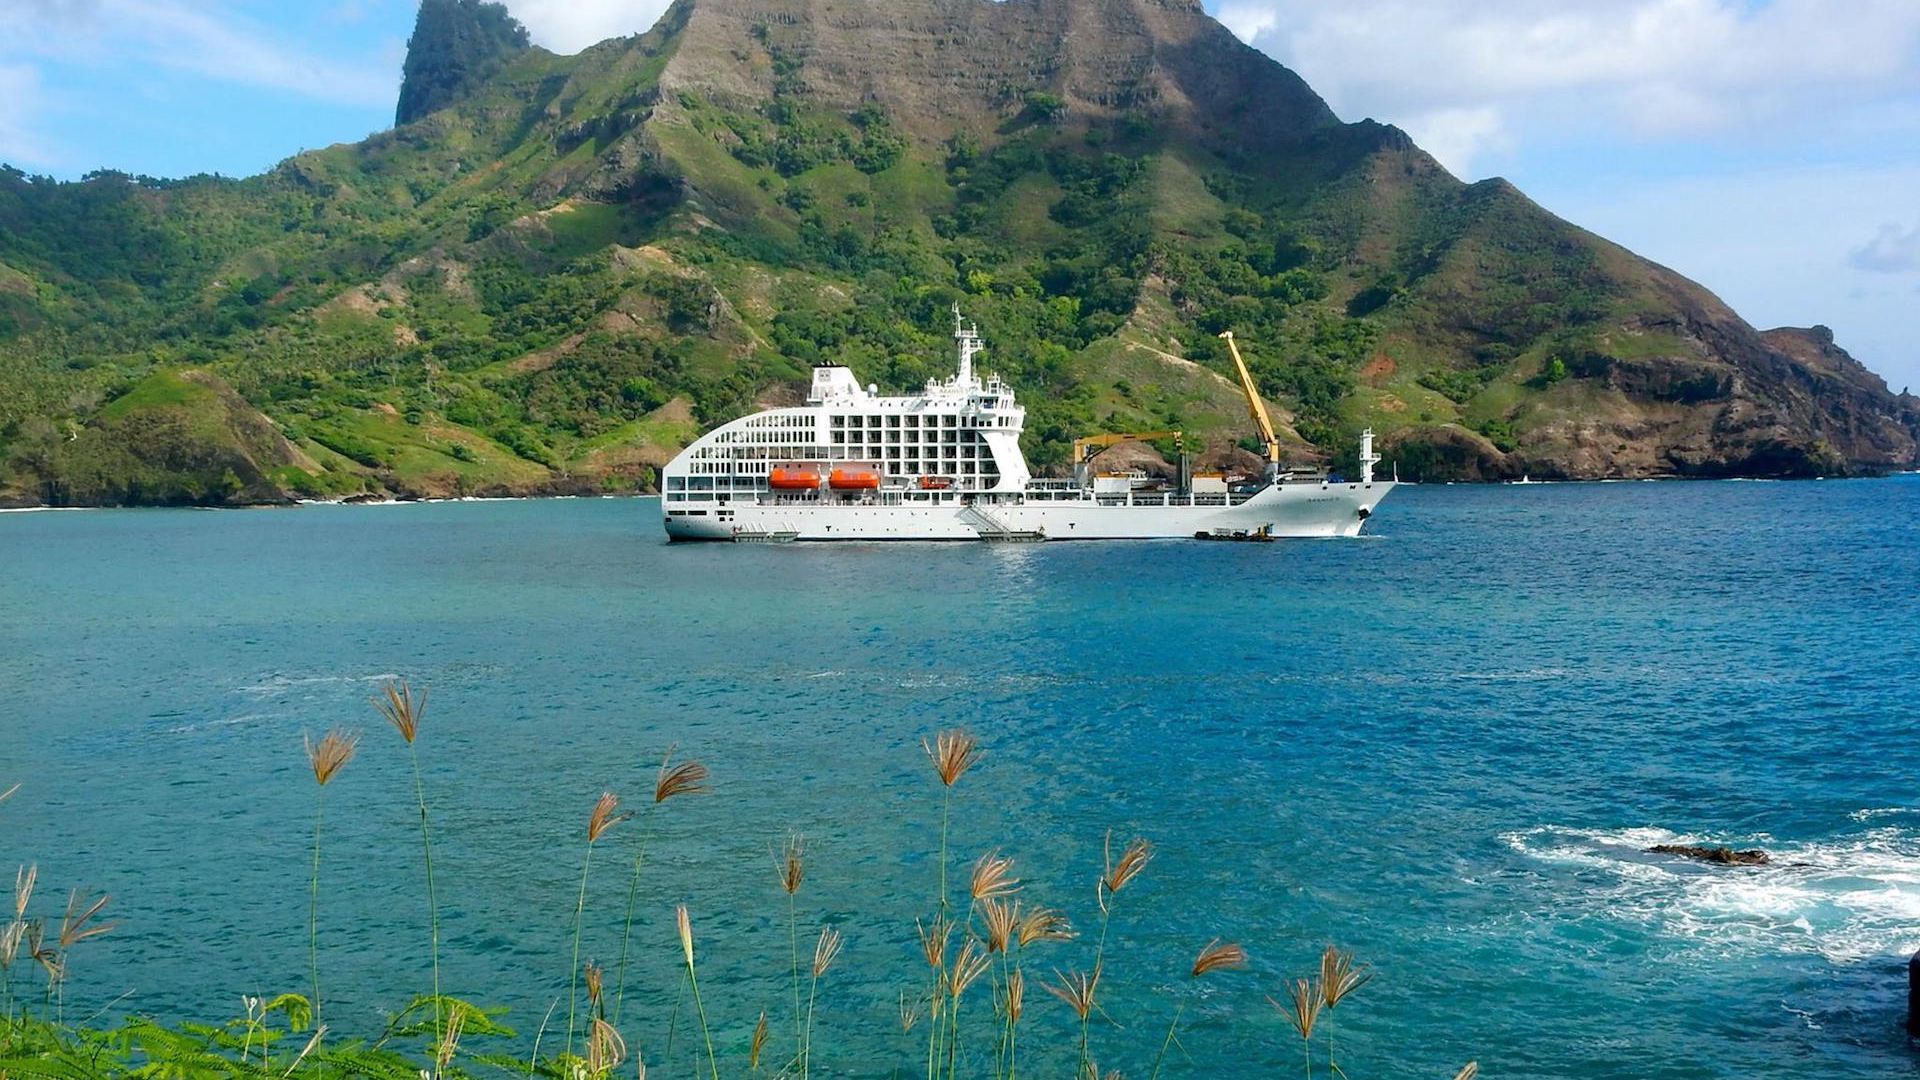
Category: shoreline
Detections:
[{"x1": 1, "y1": 472, "x2": 1913, "y2": 514}]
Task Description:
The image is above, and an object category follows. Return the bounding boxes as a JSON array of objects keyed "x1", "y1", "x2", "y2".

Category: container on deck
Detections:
[{"x1": 1191, "y1": 474, "x2": 1229, "y2": 495}]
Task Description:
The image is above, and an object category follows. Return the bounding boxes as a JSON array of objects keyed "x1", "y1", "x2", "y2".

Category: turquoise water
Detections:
[{"x1": 2, "y1": 479, "x2": 1919, "y2": 1078}]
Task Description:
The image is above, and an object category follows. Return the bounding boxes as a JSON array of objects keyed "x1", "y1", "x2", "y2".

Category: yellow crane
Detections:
[
  {"x1": 1218, "y1": 331, "x2": 1281, "y2": 471},
  {"x1": 1070, "y1": 430, "x2": 1185, "y2": 467}
]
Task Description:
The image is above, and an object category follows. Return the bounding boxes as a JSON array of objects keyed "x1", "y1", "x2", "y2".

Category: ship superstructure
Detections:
[{"x1": 662, "y1": 309, "x2": 1393, "y2": 542}]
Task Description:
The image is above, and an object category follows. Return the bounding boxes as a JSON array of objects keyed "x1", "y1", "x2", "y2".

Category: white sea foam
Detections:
[
  {"x1": 236, "y1": 672, "x2": 402, "y2": 696},
  {"x1": 1502, "y1": 822, "x2": 1920, "y2": 963}
]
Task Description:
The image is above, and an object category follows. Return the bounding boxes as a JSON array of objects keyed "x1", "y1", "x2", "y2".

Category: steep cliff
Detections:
[{"x1": 0, "y1": 0, "x2": 1913, "y2": 505}]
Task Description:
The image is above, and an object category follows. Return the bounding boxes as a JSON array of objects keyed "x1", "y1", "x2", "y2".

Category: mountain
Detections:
[{"x1": 1, "y1": 0, "x2": 1915, "y2": 506}]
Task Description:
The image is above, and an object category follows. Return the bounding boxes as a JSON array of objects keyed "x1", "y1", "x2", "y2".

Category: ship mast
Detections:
[{"x1": 953, "y1": 303, "x2": 982, "y2": 388}]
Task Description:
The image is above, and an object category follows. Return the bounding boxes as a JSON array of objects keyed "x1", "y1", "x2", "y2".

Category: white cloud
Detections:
[
  {"x1": 502, "y1": 0, "x2": 672, "y2": 54},
  {"x1": 1851, "y1": 223, "x2": 1920, "y2": 275},
  {"x1": 1400, "y1": 106, "x2": 1507, "y2": 178},
  {"x1": 0, "y1": 0, "x2": 395, "y2": 107},
  {"x1": 1219, "y1": 0, "x2": 1920, "y2": 175}
]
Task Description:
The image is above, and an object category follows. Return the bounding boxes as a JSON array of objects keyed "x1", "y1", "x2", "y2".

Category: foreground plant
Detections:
[
  {"x1": 803, "y1": 925, "x2": 843, "y2": 1078},
  {"x1": 1150, "y1": 939, "x2": 1248, "y2": 1080},
  {"x1": 374, "y1": 679, "x2": 443, "y2": 1048},
  {"x1": 1319, "y1": 945, "x2": 1373, "y2": 1078},
  {"x1": 566, "y1": 791, "x2": 629, "y2": 1060},
  {"x1": 777, "y1": 830, "x2": 806, "y2": 1070},
  {"x1": 303, "y1": 727, "x2": 358, "y2": 1025},
  {"x1": 612, "y1": 748, "x2": 709, "y2": 1025},
  {"x1": 1275, "y1": 975, "x2": 1323, "y2": 1080},
  {"x1": 678, "y1": 903, "x2": 720, "y2": 1080}
]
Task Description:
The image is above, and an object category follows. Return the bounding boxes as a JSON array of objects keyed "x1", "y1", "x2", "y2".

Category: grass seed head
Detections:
[
  {"x1": 655, "y1": 751, "x2": 710, "y2": 804},
  {"x1": 969, "y1": 850, "x2": 1019, "y2": 901},
  {"x1": 588, "y1": 1017, "x2": 626, "y2": 1075},
  {"x1": 675, "y1": 904, "x2": 694, "y2": 967},
  {"x1": 585, "y1": 961, "x2": 604, "y2": 1007},
  {"x1": 981, "y1": 897, "x2": 1018, "y2": 954},
  {"x1": 948, "y1": 938, "x2": 991, "y2": 999},
  {"x1": 1004, "y1": 968, "x2": 1025, "y2": 1024},
  {"x1": 1273, "y1": 977, "x2": 1322, "y2": 1041},
  {"x1": 14, "y1": 863, "x2": 35, "y2": 921},
  {"x1": 587, "y1": 792, "x2": 630, "y2": 843},
  {"x1": 777, "y1": 832, "x2": 805, "y2": 896},
  {"x1": 923, "y1": 730, "x2": 982, "y2": 787},
  {"x1": 436, "y1": 1005, "x2": 465, "y2": 1073},
  {"x1": 0, "y1": 920, "x2": 23, "y2": 969},
  {"x1": 917, "y1": 914, "x2": 952, "y2": 972},
  {"x1": 898, "y1": 991, "x2": 922, "y2": 1033},
  {"x1": 1191, "y1": 939, "x2": 1248, "y2": 978},
  {"x1": 750, "y1": 1010, "x2": 769, "y2": 1070},
  {"x1": 1045, "y1": 967, "x2": 1100, "y2": 1021},
  {"x1": 58, "y1": 889, "x2": 114, "y2": 950},
  {"x1": 304, "y1": 729, "x2": 359, "y2": 787},
  {"x1": 1454, "y1": 1064, "x2": 1479, "y2": 1080},
  {"x1": 1101, "y1": 833, "x2": 1152, "y2": 899},
  {"x1": 812, "y1": 926, "x2": 844, "y2": 978},
  {"x1": 373, "y1": 680, "x2": 425, "y2": 745},
  {"x1": 1017, "y1": 905, "x2": 1074, "y2": 947},
  {"x1": 1319, "y1": 945, "x2": 1372, "y2": 1009}
]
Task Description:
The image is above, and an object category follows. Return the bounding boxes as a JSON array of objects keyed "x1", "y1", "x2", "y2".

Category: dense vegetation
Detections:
[{"x1": 0, "y1": 0, "x2": 1908, "y2": 506}]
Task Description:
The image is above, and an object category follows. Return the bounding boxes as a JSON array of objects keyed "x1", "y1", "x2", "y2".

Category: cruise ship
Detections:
[{"x1": 661, "y1": 310, "x2": 1394, "y2": 542}]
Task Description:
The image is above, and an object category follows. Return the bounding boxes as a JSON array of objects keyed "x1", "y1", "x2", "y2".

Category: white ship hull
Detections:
[
  {"x1": 660, "y1": 308, "x2": 1397, "y2": 544},
  {"x1": 664, "y1": 479, "x2": 1393, "y2": 542}
]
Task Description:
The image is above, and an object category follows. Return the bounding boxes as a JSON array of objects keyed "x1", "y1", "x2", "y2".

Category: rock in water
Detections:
[{"x1": 1649, "y1": 844, "x2": 1771, "y2": 866}]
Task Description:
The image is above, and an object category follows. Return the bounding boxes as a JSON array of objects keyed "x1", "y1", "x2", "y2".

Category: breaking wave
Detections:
[{"x1": 1501, "y1": 822, "x2": 1920, "y2": 963}]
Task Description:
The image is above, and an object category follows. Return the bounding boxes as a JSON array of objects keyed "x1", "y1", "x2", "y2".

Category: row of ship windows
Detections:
[
  {"x1": 729, "y1": 432, "x2": 985, "y2": 446},
  {"x1": 677, "y1": 456, "x2": 991, "y2": 476},
  {"x1": 665, "y1": 481, "x2": 1001, "y2": 498}
]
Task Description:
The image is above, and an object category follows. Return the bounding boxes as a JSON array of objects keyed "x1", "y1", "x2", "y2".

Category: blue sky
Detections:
[{"x1": 1, "y1": 0, "x2": 1915, "y2": 390}]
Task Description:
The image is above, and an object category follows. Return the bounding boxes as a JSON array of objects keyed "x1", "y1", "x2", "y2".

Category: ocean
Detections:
[{"x1": 2, "y1": 477, "x2": 1918, "y2": 1078}]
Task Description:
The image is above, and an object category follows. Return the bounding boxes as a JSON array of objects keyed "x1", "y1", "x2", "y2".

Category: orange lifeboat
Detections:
[
  {"x1": 919, "y1": 475, "x2": 954, "y2": 490},
  {"x1": 768, "y1": 466, "x2": 822, "y2": 491},
  {"x1": 829, "y1": 467, "x2": 882, "y2": 491}
]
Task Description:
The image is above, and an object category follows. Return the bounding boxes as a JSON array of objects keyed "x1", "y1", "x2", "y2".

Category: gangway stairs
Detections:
[{"x1": 961, "y1": 502, "x2": 1045, "y2": 543}]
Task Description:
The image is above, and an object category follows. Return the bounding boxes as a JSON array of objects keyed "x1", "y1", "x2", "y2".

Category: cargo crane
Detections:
[
  {"x1": 1070, "y1": 431, "x2": 1186, "y2": 488},
  {"x1": 1218, "y1": 331, "x2": 1283, "y2": 481}
]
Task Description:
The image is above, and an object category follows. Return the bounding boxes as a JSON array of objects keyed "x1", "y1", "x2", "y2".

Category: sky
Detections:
[{"x1": 0, "y1": 0, "x2": 1914, "y2": 390}]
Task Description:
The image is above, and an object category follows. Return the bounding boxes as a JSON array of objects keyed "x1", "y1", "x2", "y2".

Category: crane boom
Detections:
[
  {"x1": 1218, "y1": 331, "x2": 1281, "y2": 467},
  {"x1": 1071, "y1": 430, "x2": 1185, "y2": 467}
]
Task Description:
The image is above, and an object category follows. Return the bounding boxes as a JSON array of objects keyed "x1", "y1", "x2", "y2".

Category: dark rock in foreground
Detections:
[{"x1": 1649, "y1": 844, "x2": 1770, "y2": 866}]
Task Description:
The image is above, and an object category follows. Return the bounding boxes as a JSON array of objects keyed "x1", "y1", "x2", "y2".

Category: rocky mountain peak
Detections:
[
  {"x1": 656, "y1": 0, "x2": 1336, "y2": 146},
  {"x1": 397, "y1": 0, "x2": 532, "y2": 126}
]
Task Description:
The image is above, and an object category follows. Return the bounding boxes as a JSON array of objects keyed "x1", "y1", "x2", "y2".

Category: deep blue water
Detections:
[{"x1": 2, "y1": 478, "x2": 1918, "y2": 1078}]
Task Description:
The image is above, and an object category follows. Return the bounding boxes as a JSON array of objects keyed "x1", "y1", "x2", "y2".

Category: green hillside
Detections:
[{"x1": 1, "y1": 0, "x2": 1914, "y2": 506}]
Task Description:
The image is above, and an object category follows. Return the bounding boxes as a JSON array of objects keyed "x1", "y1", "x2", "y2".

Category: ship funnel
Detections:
[{"x1": 1360, "y1": 429, "x2": 1380, "y2": 485}]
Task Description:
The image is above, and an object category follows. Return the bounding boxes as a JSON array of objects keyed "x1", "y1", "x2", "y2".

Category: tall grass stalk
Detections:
[
  {"x1": 567, "y1": 792, "x2": 628, "y2": 1061},
  {"x1": 1084, "y1": 832, "x2": 1150, "y2": 1074},
  {"x1": 303, "y1": 729, "x2": 357, "y2": 1026},
  {"x1": 804, "y1": 926, "x2": 842, "y2": 1078},
  {"x1": 777, "y1": 831, "x2": 806, "y2": 1071},
  {"x1": 677, "y1": 904, "x2": 721, "y2": 1080},
  {"x1": 1319, "y1": 946, "x2": 1372, "y2": 1080},
  {"x1": 1150, "y1": 940, "x2": 1248, "y2": 1080},
  {"x1": 374, "y1": 681, "x2": 441, "y2": 1049},
  {"x1": 921, "y1": 732, "x2": 979, "y2": 1080},
  {"x1": 612, "y1": 751, "x2": 708, "y2": 1026}
]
